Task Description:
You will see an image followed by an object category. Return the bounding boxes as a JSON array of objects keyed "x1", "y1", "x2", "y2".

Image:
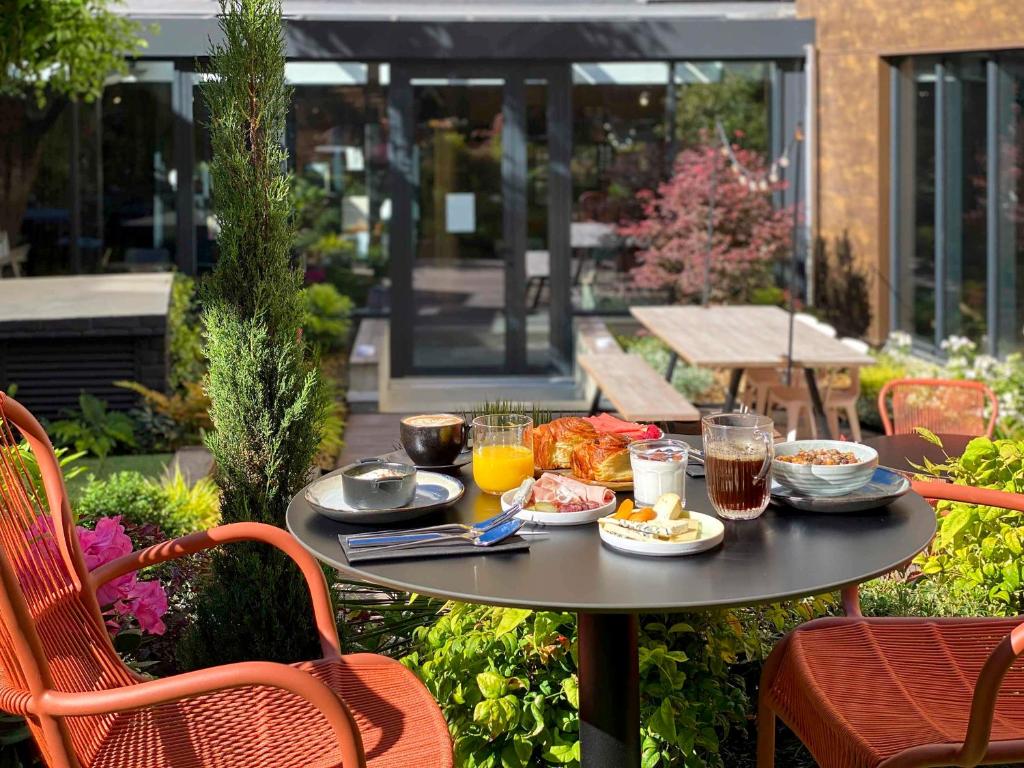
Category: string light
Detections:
[{"x1": 714, "y1": 120, "x2": 800, "y2": 194}]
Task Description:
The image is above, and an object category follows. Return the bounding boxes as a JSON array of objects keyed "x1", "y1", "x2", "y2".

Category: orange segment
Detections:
[
  {"x1": 612, "y1": 499, "x2": 634, "y2": 519},
  {"x1": 629, "y1": 508, "x2": 657, "y2": 522}
]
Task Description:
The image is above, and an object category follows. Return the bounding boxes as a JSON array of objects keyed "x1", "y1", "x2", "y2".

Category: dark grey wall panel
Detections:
[{"x1": 139, "y1": 18, "x2": 814, "y2": 61}]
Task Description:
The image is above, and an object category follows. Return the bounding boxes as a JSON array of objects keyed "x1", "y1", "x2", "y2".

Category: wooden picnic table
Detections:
[{"x1": 630, "y1": 305, "x2": 875, "y2": 437}]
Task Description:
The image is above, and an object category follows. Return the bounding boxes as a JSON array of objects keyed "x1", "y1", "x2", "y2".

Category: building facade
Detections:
[
  {"x1": 799, "y1": 0, "x2": 1024, "y2": 353},
  {"x1": 7, "y1": 0, "x2": 1024, "y2": 386}
]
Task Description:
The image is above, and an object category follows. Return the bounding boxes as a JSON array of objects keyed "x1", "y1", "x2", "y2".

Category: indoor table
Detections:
[
  {"x1": 630, "y1": 305, "x2": 874, "y2": 437},
  {"x1": 287, "y1": 435, "x2": 936, "y2": 768}
]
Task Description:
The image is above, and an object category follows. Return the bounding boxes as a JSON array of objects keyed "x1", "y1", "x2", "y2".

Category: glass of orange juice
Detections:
[{"x1": 472, "y1": 414, "x2": 534, "y2": 495}]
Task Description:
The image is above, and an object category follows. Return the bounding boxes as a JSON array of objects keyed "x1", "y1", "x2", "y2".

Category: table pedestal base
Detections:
[{"x1": 578, "y1": 612, "x2": 639, "y2": 768}]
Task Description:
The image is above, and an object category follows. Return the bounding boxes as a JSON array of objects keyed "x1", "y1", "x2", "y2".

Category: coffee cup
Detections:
[{"x1": 400, "y1": 414, "x2": 467, "y2": 467}]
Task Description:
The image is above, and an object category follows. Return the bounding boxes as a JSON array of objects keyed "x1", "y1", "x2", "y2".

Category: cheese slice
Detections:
[
  {"x1": 599, "y1": 515, "x2": 701, "y2": 542},
  {"x1": 653, "y1": 493, "x2": 688, "y2": 521}
]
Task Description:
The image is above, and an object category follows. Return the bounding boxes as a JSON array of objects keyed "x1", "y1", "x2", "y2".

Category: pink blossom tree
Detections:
[{"x1": 621, "y1": 143, "x2": 793, "y2": 304}]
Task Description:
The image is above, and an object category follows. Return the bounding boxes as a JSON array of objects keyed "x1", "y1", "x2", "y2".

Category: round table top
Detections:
[
  {"x1": 287, "y1": 436, "x2": 937, "y2": 614},
  {"x1": 863, "y1": 432, "x2": 974, "y2": 472}
]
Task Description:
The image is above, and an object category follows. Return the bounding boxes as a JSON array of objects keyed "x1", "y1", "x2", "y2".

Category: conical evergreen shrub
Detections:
[{"x1": 179, "y1": 0, "x2": 329, "y2": 668}]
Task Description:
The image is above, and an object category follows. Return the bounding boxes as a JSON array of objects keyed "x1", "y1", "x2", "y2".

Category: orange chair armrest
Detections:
[
  {"x1": 912, "y1": 480, "x2": 1024, "y2": 512},
  {"x1": 954, "y1": 622, "x2": 1024, "y2": 764},
  {"x1": 88, "y1": 522, "x2": 341, "y2": 658},
  {"x1": 38, "y1": 661, "x2": 364, "y2": 766}
]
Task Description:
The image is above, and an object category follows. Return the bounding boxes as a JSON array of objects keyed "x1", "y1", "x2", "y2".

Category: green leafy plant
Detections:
[
  {"x1": 915, "y1": 432, "x2": 1024, "y2": 614},
  {"x1": 303, "y1": 283, "x2": 354, "y2": 353},
  {"x1": 75, "y1": 470, "x2": 220, "y2": 537},
  {"x1": 49, "y1": 393, "x2": 136, "y2": 462},
  {"x1": 403, "y1": 598, "x2": 833, "y2": 768},
  {"x1": 4, "y1": 440, "x2": 86, "y2": 500},
  {"x1": 160, "y1": 470, "x2": 222, "y2": 534},
  {"x1": 114, "y1": 380, "x2": 212, "y2": 451},
  {"x1": 179, "y1": 0, "x2": 330, "y2": 670},
  {"x1": 334, "y1": 582, "x2": 443, "y2": 657}
]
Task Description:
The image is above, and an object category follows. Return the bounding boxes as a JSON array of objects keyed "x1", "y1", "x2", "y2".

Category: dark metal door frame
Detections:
[{"x1": 388, "y1": 61, "x2": 572, "y2": 377}]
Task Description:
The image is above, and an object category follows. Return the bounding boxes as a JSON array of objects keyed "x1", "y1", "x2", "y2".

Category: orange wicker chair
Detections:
[
  {"x1": 0, "y1": 392, "x2": 452, "y2": 768},
  {"x1": 758, "y1": 480, "x2": 1024, "y2": 768},
  {"x1": 878, "y1": 378, "x2": 998, "y2": 438}
]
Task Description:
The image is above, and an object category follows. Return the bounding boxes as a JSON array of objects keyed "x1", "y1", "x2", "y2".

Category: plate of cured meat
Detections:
[
  {"x1": 500, "y1": 473, "x2": 616, "y2": 526},
  {"x1": 532, "y1": 414, "x2": 662, "y2": 492}
]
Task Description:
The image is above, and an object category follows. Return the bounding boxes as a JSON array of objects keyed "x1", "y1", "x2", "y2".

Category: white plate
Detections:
[
  {"x1": 304, "y1": 470, "x2": 464, "y2": 524},
  {"x1": 598, "y1": 511, "x2": 725, "y2": 557},
  {"x1": 500, "y1": 488, "x2": 615, "y2": 526}
]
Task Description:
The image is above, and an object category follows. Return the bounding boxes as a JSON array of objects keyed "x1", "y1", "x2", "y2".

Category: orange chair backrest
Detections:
[
  {"x1": 878, "y1": 378, "x2": 998, "y2": 438},
  {"x1": 0, "y1": 393, "x2": 136, "y2": 767}
]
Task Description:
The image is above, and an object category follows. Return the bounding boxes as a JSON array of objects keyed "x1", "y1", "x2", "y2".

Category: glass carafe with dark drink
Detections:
[{"x1": 702, "y1": 413, "x2": 773, "y2": 520}]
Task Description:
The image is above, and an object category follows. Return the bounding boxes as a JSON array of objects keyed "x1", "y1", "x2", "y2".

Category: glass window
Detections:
[
  {"x1": 896, "y1": 53, "x2": 992, "y2": 350},
  {"x1": 98, "y1": 61, "x2": 177, "y2": 271},
  {"x1": 996, "y1": 53, "x2": 1024, "y2": 355},
  {"x1": 570, "y1": 62, "x2": 668, "y2": 311},
  {"x1": 674, "y1": 61, "x2": 771, "y2": 153},
  {"x1": 287, "y1": 62, "x2": 389, "y2": 310},
  {"x1": 943, "y1": 55, "x2": 988, "y2": 343},
  {"x1": 897, "y1": 58, "x2": 938, "y2": 345},
  {"x1": 7, "y1": 98, "x2": 72, "y2": 275}
]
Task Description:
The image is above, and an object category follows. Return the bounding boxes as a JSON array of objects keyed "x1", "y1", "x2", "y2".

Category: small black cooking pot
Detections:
[{"x1": 340, "y1": 459, "x2": 417, "y2": 510}]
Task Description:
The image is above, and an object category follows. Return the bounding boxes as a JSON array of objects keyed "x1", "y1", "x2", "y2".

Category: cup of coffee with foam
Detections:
[{"x1": 400, "y1": 414, "x2": 467, "y2": 467}]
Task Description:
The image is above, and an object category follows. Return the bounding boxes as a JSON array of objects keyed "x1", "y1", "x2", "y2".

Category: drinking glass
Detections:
[
  {"x1": 629, "y1": 438, "x2": 689, "y2": 507},
  {"x1": 472, "y1": 414, "x2": 534, "y2": 495},
  {"x1": 702, "y1": 413, "x2": 773, "y2": 520}
]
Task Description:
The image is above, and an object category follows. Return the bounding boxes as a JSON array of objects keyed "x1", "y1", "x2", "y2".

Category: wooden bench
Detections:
[{"x1": 577, "y1": 353, "x2": 700, "y2": 424}]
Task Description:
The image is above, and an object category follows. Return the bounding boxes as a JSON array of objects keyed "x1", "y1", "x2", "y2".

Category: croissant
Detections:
[
  {"x1": 571, "y1": 433, "x2": 632, "y2": 483},
  {"x1": 534, "y1": 417, "x2": 597, "y2": 470}
]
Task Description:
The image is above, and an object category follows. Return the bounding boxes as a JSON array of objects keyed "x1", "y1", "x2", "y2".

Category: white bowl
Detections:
[{"x1": 772, "y1": 440, "x2": 878, "y2": 498}]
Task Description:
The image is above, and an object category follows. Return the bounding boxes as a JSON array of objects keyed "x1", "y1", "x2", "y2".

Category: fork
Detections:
[
  {"x1": 349, "y1": 517, "x2": 526, "y2": 553},
  {"x1": 346, "y1": 508, "x2": 516, "y2": 545}
]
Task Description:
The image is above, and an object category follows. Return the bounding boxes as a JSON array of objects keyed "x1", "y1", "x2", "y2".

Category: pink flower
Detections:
[
  {"x1": 77, "y1": 516, "x2": 133, "y2": 571},
  {"x1": 128, "y1": 580, "x2": 168, "y2": 636},
  {"x1": 74, "y1": 516, "x2": 169, "y2": 637}
]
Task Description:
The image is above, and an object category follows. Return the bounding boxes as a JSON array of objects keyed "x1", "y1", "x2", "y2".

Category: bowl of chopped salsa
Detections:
[{"x1": 772, "y1": 440, "x2": 878, "y2": 497}]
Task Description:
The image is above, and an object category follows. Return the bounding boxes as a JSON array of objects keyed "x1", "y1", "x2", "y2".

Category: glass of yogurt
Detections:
[{"x1": 629, "y1": 439, "x2": 690, "y2": 507}]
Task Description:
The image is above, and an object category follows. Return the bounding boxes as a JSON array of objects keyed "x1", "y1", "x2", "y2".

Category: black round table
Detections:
[
  {"x1": 864, "y1": 432, "x2": 973, "y2": 472},
  {"x1": 287, "y1": 435, "x2": 936, "y2": 768}
]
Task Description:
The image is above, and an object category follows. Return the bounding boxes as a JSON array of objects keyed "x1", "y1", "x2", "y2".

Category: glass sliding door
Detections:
[
  {"x1": 411, "y1": 76, "x2": 506, "y2": 373},
  {"x1": 389, "y1": 64, "x2": 571, "y2": 377}
]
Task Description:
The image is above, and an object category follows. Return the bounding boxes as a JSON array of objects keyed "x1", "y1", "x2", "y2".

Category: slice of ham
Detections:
[
  {"x1": 583, "y1": 413, "x2": 663, "y2": 441},
  {"x1": 532, "y1": 472, "x2": 614, "y2": 509}
]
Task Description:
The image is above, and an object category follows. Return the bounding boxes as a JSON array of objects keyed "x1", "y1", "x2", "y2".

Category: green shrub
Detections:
[
  {"x1": 856, "y1": 354, "x2": 909, "y2": 431},
  {"x1": 303, "y1": 283, "x2": 354, "y2": 352},
  {"x1": 859, "y1": 574, "x2": 992, "y2": 618},
  {"x1": 76, "y1": 471, "x2": 165, "y2": 528},
  {"x1": 916, "y1": 433, "x2": 1024, "y2": 615},
  {"x1": 620, "y1": 336, "x2": 717, "y2": 402},
  {"x1": 168, "y1": 273, "x2": 206, "y2": 391},
  {"x1": 75, "y1": 470, "x2": 221, "y2": 537},
  {"x1": 403, "y1": 598, "x2": 832, "y2": 768}
]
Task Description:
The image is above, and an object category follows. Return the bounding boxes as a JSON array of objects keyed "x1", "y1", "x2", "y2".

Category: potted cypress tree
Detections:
[{"x1": 180, "y1": 0, "x2": 329, "y2": 668}]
